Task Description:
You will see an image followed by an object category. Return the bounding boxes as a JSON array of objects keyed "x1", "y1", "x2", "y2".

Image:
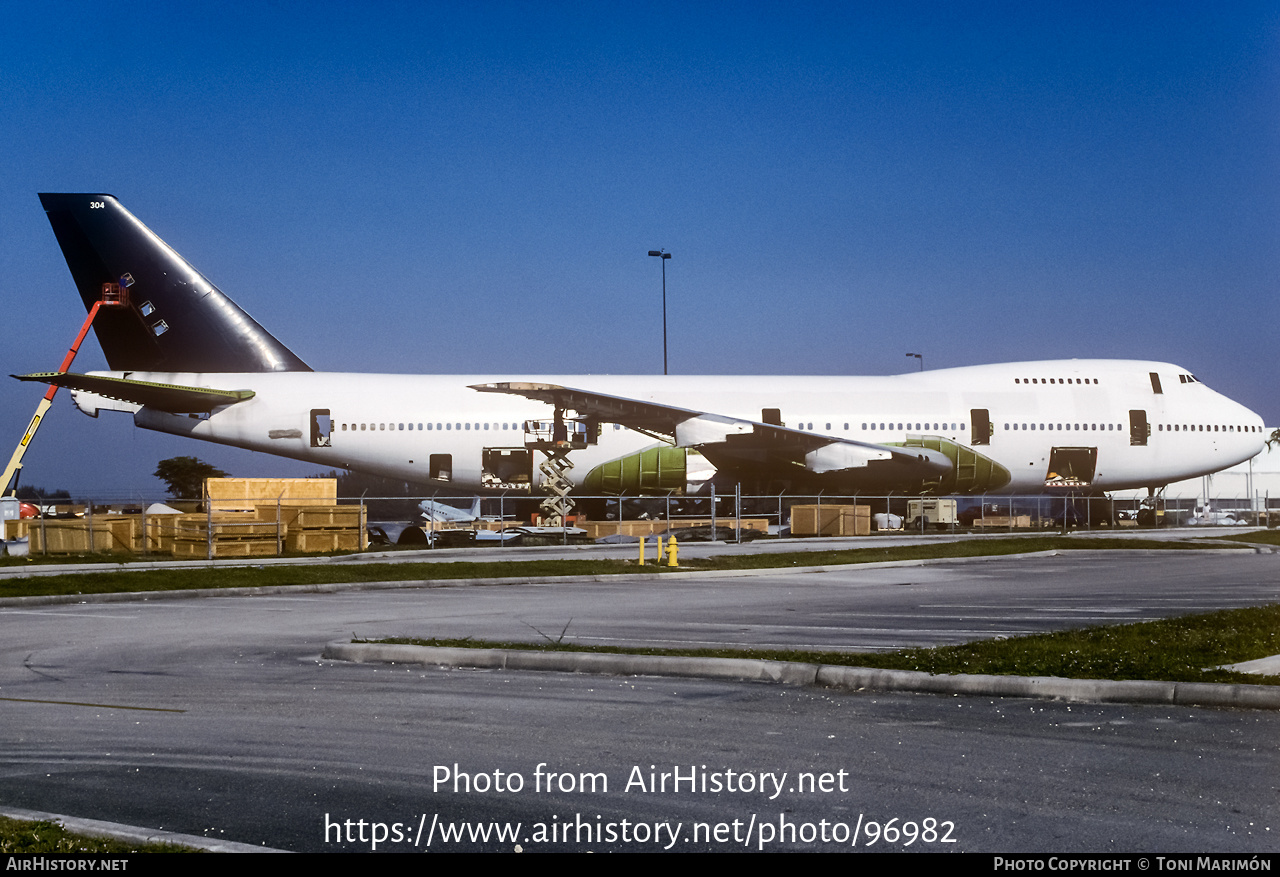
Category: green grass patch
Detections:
[
  {"x1": 0, "y1": 535, "x2": 1225, "y2": 600},
  {"x1": 369, "y1": 603, "x2": 1280, "y2": 686},
  {"x1": 1218, "y1": 530, "x2": 1280, "y2": 547},
  {"x1": 0, "y1": 559, "x2": 635, "y2": 600},
  {"x1": 0, "y1": 816, "x2": 198, "y2": 853}
]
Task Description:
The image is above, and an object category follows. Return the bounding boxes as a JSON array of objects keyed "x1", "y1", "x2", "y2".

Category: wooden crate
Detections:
[
  {"x1": 287, "y1": 530, "x2": 362, "y2": 553},
  {"x1": 256, "y1": 505, "x2": 362, "y2": 529},
  {"x1": 790, "y1": 505, "x2": 871, "y2": 537},
  {"x1": 974, "y1": 515, "x2": 1031, "y2": 528},
  {"x1": 27, "y1": 517, "x2": 139, "y2": 554},
  {"x1": 172, "y1": 538, "x2": 278, "y2": 558},
  {"x1": 205, "y1": 477, "x2": 337, "y2": 513}
]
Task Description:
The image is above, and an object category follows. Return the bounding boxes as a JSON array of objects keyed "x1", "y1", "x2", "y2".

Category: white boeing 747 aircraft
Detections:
[{"x1": 11, "y1": 194, "x2": 1266, "y2": 499}]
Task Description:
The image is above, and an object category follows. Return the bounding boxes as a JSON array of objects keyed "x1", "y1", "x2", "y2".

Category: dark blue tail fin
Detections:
[{"x1": 39, "y1": 193, "x2": 310, "y2": 373}]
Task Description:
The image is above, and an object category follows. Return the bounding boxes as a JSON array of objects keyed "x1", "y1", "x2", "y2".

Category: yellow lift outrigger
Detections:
[{"x1": 2, "y1": 278, "x2": 132, "y2": 496}]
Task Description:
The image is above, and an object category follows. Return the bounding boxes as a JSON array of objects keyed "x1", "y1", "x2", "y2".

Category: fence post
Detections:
[
  {"x1": 710, "y1": 484, "x2": 716, "y2": 541},
  {"x1": 205, "y1": 487, "x2": 213, "y2": 561}
]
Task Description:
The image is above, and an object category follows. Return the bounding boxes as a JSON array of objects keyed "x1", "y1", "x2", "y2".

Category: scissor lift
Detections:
[
  {"x1": 2, "y1": 278, "x2": 132, "y2": 496},
  {"x1": 523, "y1": 407, "x2": 591, "y2": 526}
]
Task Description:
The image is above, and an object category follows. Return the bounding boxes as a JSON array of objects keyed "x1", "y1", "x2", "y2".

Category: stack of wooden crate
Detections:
[
  {"x1": 261, "y1": 504, "x2": 366, "y2": 552},
  {"x1": 205, "y1": 478, "x2": 366, "y2": 555}
]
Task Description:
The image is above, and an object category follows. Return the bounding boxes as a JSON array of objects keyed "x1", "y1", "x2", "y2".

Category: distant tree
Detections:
[
  {"x1": 15, "y1": 485, "x2": 70, "y2": 501},
  {"x1": 1268, "y1": 428, "x2": 1280, "y2": 451},
  {"x1": 154, "y1": 456, "x2": 229, "y2": 499}
]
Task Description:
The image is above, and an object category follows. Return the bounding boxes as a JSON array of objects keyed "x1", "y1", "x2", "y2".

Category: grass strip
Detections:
[
  {"x1": 1218, "y1": 530, "x2": 1280, "y2": 547},
  {"x1": 0, "y1": 816, "x2": 198, "y2": 854},
  {"x1": 367, "y1": 603, "x2": 1280, "y2": 686},
  {"x1": 0, "y1": 535, "x2": 1227, "y2": 600}
]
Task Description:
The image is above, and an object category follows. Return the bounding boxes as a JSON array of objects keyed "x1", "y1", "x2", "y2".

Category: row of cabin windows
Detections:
[
  {"x1": 1001, "y1": 423, "x2": 1258, "y2": 433},
  {"x1": 1006, "y1": 422, "x2": 1121, "y2": 431},
  {"x1": 338, "y1": 419, "x2": 1258, "y2": 436},
  {"x1": 340, "y1": 422, "x2": 522, "y2": 432},
  {"x1": 777, "y1": 421, "x2": 1261, "y2": 436},
  {"x1": 795, "y1": 422, "x2": 966, "y2": 432},
  {"x1": 1014, "y1": 378, "x2": 1099, "y2": 385},
  {"x1": 1157, "y1": 423, "x2": 1257, "y2": 433}
]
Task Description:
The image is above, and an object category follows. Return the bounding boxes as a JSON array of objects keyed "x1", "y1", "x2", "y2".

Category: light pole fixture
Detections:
[
  {"x1": 648, "y1": 249, "x2": 672, "y2": 375},
  {"x1": 906, "y1": 352, "x2": 923, "y2": 371}
]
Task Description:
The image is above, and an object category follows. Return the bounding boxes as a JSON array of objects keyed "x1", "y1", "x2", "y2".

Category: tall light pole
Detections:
[
  {"x1": 648, "y1": 249, "x2": 671, "y2": 375},
  {"x1": 906, "y1": 352, "x2": 923, "y2": 371}
]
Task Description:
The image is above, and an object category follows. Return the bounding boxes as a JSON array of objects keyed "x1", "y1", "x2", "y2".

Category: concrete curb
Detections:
[
  {"x1": 0, "y1": 806, "x2": 286, "y2": 853},
  {"x1": 324, "y1": 642, "x2": 1280, "y2": 711}
]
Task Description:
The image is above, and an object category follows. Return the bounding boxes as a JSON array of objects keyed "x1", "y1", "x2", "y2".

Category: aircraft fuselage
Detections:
[{"x1": 82, "y1": 359, "x2": 1265, "y2": 495}]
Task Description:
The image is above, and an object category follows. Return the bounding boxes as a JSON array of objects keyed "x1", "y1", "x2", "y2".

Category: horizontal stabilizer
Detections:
[{"x1": 12, "y1": 373, "x2": 254, "y2": 413}]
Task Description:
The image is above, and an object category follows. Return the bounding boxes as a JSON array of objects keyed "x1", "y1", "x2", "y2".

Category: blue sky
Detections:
[{"x1": 2, "y1": 2, "x2": 1277, "y2": 495}]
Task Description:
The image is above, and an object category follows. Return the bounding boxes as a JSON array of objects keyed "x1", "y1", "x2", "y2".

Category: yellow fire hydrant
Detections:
[{"x1": 666, "y1": 535, "x2": 678, "y2": 567}]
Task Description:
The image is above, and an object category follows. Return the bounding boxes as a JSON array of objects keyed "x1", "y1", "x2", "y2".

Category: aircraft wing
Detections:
[
  {"x1": 470, "y1": 381, "x2": 952, "y2": 480},
  {"x1": 13, "y1": 372, "x2": 255, "y2": 414}
]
